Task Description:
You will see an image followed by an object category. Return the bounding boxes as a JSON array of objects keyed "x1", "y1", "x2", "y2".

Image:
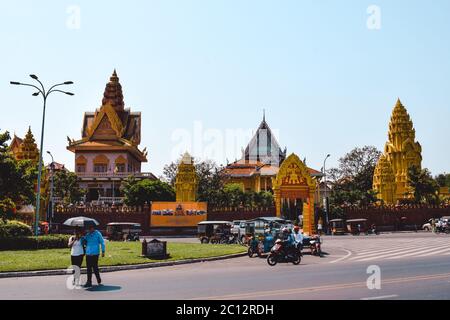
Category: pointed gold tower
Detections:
[
  {"x1": 373, "y1": 99, "x2": 422, "y2": 203},
  {"x1": 175, "y1": 152, "x2": 198, "y2": 202},
  {"x1": 11, "y1": 126, "x2": 40, "y2": 163}
]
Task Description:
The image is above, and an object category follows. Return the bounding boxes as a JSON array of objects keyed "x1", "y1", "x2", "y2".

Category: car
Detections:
[
  {"x1": 231, "y1": 220, "x2": 247, "y2": 239},
  {"x1": 422, "y1": 219, "x2": 434, "y2": 231}
]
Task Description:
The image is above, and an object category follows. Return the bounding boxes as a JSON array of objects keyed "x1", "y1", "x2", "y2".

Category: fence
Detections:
[
  {"x1": 343, "y1": 204, "x2": 450, "y2": 230},
  {"x1": 53, "y1": 205, "x2": 277, "y2": 234},
  {"x1": 207, "y1": 207, "x2": 276, "y2": 221}
]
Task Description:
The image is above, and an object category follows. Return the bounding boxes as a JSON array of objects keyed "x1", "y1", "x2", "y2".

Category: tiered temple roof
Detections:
[
  {"x1": 223, "y1": 115, "x2": 322, "y2": 180},
  {"x1": 10, "y1": 127, "x2": 40, "y2": 163},
  {"x1": 67, "y1": 70, "x2": 147, "y2": 162}
]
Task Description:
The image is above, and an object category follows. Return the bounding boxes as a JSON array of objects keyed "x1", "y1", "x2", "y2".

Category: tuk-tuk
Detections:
[
  {"x1": 346, "y1": 219, "x2": 368, "y2": 235},
  {"x1": 106, "y1": 223, "x2": 142, "y2": 241},
  {"x1": 197, "y1": 221, "x2": 233, "y2": 244},
  {"x1": 329, "y1": 219, "x2": 346, "y2": 235}
]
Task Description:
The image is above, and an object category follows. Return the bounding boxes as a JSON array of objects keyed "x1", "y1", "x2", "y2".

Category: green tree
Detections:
[
  {"x1": 0, "y1": 130, "x2": 37, "y2": 206},
  {"x1": 435, "y1": 173, "x2": 450, "y2": 188},
  {"x1": 408, "y1": 166, "x2": 439, "y2": 204},
  {"x1": 121, "y1": 178, "x2": 175, "y2": 206},
  {"x1": 329, "y1": 146, "x2": 382, "y2": 207},
  {"x1": 0, "y1": 198, "x2": 16, "y2": 222},
  {"x1": 53, "y1": 170, "x2": 85, "y2": 204},
  {"x1": 223, "y1": 183, "x2": 245, "y2": 208}
]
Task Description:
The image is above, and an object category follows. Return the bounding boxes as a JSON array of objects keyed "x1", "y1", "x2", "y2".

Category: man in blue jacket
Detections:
[{"x1": 83, "y1": 224, "x2": 106, "y2": 287}]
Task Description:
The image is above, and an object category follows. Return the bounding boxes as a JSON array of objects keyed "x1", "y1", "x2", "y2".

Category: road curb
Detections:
[{"x1": 0, "y1": 252, "x2": 248, "y2": 279}]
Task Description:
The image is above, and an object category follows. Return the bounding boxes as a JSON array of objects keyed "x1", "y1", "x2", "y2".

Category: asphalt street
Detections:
[{"x1": 1, "y1": 232, "x2": 450, "y2": 300}]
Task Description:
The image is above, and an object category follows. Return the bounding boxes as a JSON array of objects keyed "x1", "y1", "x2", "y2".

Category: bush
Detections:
[
  {"x1": 0, "y1": 220, "x2": 32, "y2": 238},
  {"x1": 0, "y1": 234, "x2": 71, "y2": 251}
]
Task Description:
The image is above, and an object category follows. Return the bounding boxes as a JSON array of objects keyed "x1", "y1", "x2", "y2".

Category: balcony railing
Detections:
[{"x1": 76, "y1": 172, "x2": 155, "y2": 179}]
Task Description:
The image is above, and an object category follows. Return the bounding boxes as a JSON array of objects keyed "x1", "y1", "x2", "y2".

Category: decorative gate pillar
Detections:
[{"x1": 272, "y1": 153, "x2": 317, "y2": 235}]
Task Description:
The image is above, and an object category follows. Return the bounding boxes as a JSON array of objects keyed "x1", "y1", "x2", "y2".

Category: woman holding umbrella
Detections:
[{"x1": 68, "y1": 227, "x2": 85, "y2": 273}]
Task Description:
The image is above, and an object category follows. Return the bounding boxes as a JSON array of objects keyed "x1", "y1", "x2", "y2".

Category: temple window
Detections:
[
  {"x1": 76, "y1": 155, "x2": 88, "y2": 173},
  {"x1": 116, "y1": 164, "x2": 126, "y2": 173},
  {"x1": 115, "y1": 155, "x2": 127, "y2": 173},
  {"x1": 94, "y1": 164, "x2": 108, "y2": 173}
]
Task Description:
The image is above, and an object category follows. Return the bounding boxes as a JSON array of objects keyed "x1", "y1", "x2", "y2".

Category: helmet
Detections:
[
  {"x1": 282, "y1": 227, "x2": 289, "y2": 233},
  {"x1": 294, "y1": 226, "x2": 300, "y2": 232}
]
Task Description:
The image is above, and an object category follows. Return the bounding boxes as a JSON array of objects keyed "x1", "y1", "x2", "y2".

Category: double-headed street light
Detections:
[
  {"x1": 323, "y1": 154, "x2": 331, "y2": 234},
  {"x1": 10, "y1": 75, "x2": 74, "y2": 236},
  {"x1": 47, "y1": 151, "x2": 55, "y2": 226}
]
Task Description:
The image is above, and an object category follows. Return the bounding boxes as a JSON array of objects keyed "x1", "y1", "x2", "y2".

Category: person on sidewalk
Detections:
[
  {"x1": 68, "y1": 228, "x2": 85, "y2": 285},
  {"x1": 83, "y1": 224, "x2": 105, "y2": 287}
]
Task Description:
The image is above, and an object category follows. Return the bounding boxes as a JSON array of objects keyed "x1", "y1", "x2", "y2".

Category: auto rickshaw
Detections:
[
  {"x1": 106, "y1": 223, "x2": 142, "y2": 241},
  {"x1": 346, "y1": 219, "x2": 368, "y2": 236},
  {"x1": 329, "y1": 219, "x2": 347, "y2": 235},
  {"x1": 197, "y1": 221, "x2": 233, "y2": 244}
]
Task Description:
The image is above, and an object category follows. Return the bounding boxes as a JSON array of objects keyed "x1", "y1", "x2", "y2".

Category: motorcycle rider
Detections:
[{"x1": 280, "y1": 227, "x2": 295, "y2": 257}]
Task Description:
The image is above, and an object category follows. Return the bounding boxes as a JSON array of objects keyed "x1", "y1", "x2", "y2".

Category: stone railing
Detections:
[{"x1": 76, "y1": 172, "x2": 155, "y2": 179}]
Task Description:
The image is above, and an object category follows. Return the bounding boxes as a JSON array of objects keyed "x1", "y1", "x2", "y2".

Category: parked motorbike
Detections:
[
  {"x1": 366, "y1": 227, "x2": 380, "y2": 235},
  {"x1": 267, "y1": 240, "x2": 301, "y2": 266},
  {"x1": 309, "y1": 236, "x2": 322, "y2": 257}
]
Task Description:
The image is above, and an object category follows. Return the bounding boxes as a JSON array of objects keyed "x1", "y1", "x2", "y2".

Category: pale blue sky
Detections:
[{"x1": 1, "y1": 0, "x2": 449, "y2": 176}]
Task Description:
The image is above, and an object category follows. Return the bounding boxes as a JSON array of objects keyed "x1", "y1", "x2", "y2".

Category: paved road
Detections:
[{"x1": 1, "y1": 233, "x2": 450, "y2": 300}]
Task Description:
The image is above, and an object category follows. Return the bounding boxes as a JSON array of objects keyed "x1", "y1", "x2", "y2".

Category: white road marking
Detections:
[
  {"x1": 354, "y1": 246, "x2": 440, "y2": 262},
  {"x1": 329, "y1": 249, "x2": 352, "y2": 264},
  {"x1": 415, "y1": 247, "x2": 450, "y2": 257},
  {"x1": 386, "y1": 244, "x2": 450, "y2": 260},
  {"x1": 361, "y1": 294, "x2": 399, "y2": 300},
  {"x1": 349, "y1": 245, "x2": 420, "y2": 260}
]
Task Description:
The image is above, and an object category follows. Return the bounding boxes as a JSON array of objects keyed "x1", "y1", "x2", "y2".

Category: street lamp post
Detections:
[
  {"x1": 323, "y1": 154, "x2": 331, "y2": 234},
  {"x1": 11, "y1": 75, "x2": 74, "y2": 236},
  {"x1": 47, "y1": 151, "x2": 55, "y2": 225}
]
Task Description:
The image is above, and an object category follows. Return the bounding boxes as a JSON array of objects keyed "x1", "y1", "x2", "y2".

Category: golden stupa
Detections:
[{"x1": 373, "y1": 99, "x2": 422, "y2": 204}]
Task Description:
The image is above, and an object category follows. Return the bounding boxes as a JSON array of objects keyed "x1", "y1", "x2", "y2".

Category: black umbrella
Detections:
[{"x1": 63, "y1": 216, "x2": 100, "y2": 228}]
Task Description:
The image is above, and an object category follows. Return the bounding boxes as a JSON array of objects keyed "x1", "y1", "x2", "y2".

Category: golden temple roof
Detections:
[{"x1": 102, "y1": 69, "x2": 125, "y2": 112}]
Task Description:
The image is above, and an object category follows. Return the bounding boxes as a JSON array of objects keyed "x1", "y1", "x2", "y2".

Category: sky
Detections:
[{"x1": 0, "y1": 0, "x2": 449, "y2": 177}]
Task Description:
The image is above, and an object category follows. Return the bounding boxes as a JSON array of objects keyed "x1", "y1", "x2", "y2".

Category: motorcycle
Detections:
[
  {"x1": 309, "y1": 236, "x2": 322, "y2": 257},
  {"x1": 366, "y1": 227, "x2": 380, "y2": 235},
  {"x1": 267, "y1": 240, "x2": 301, "y2": 266},
  {"x1": 248, "y1": 237, "x2": 264, "y2": 257}
]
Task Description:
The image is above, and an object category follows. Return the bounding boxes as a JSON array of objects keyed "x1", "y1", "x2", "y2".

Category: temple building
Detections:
[
  {"x1": 10, "y1": 127, "x2": 40, "y2": 163},
  {"x1": 222, "y1": 115, "x2": 323, "y2": 193},
  {"x1": 67, "y1": 70, "x2": 156, "y2": 203},
  {"x1": 373, "y1": 99, "x2": 423, "y2": 204},
  {"x1": 175, "y1": 152, "x2": 198, "y2": 202}
]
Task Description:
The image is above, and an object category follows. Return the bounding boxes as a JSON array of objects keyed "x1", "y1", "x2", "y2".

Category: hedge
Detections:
[
  {"x1": 0, "y1": 220, "x2": 32, "y2": 238},
  {"x1": 0, "y1": 234, "x2": 71, "y2": 251}
]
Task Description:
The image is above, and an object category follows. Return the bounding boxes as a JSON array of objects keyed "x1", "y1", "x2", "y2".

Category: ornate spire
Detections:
[
  {"x1": 373, "y1": 98, "x2": 422, "y2": 204},
  {"x1": 388, "y1": 98, "x2": 415, "y2": 146},
  {"x1": 13, "y1": 126, "x2": 39, "y2": 163},
  {"x1": 102, "y1": 69, "x2": 125, "y2": 111},
  {"x1": 23, "y1": 126, "x2": 37, "y2": 146}
]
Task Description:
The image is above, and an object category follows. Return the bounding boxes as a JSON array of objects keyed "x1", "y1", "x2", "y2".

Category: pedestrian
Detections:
[
  {"x1": 431, "y1": 219, "x2": 436, "y2": 233},
  {"x1": 68, "y1": 228, "x2": 85, "y2": 286},
  {"x1": 83, "y1": 224, "x2": 106, "y2": 287},
  {"x1": 292, "y1": 226, "x2": 304, "y2": 251},
  {"x1": 317, "y1": 221, "x2": 323, "y2": 236}
]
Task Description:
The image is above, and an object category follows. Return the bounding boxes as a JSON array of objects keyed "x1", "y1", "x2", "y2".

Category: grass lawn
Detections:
[{"x1": 0, "y1": 242, "x2": 246, "y2": 273}]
